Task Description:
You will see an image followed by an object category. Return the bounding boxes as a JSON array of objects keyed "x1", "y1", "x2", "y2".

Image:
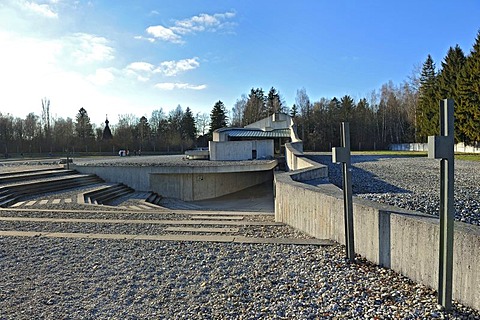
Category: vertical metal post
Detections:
[
  {"x1": 332, "y1": 122, "x2": 355, "y2": 262},
  {"x1": 428, "y1": 99, "x2": 454, "y2": 310}
]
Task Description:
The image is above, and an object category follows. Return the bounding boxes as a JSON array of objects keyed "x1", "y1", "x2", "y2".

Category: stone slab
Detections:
[
  {"x1": 0, "y1": 216, "x2": 281, "y2": 226},
  {"x1": 11, "y1": 202, "x2": 25, "y2": 208},
  {"x1": 39, "y1": 200, "x2": 49, "y2": 205},
  {"x1": 52, "y1": 199, "x2": 61, "y2": 204},
  {"x1": 190, "y1": 216, "x2": 244, "y2": 220},
  {"x1": 164, "y1": 227, "x2": 239, "y2": 233},
  {"x1": 233, "y1": 236, "x2": 335, "y2": 246},
  {"x1": 0, "y1": 230, "x2": 334, "y2": 246}
]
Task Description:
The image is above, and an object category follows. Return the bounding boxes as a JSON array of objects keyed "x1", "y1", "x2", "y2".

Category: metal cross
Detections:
[
  {"x1": 332, "y1": 122, "x2": 355, "y2": 262},
  {"x1": 428, "y1": 99, "x2": 455, "y2": 311}
]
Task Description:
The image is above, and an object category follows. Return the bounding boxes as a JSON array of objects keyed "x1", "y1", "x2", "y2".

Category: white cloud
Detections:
[
  {"x1": 87, "y1": 68, "x2": 115, "y2": 86},
  {"x1": 63, "y1": 33, "x2": 115, "y2": 64},
  {"x1": 0, "y1": 29, "x2": 121, "y2": 122},
  {"x1": 143, "y1": 11, "x2": 236, "y2": 44},
  {"x1": 125, "y1": 61, "x2": 155, "y2": 81},
  {"x1": 22, "y1": 1, "x2": 58, "y2": 18},
  {"x1": 154, "y1": 83, "x2": 207, "y2": 91},
  {"x1": 124, "y1": 58, "x2": 200, "y2": 81},
  {"x1": 155, "y1": 57, "x2": 200, "y2": 77},
  {"x1": 172, "y1": 11, "x2": 236, "y2": 35},
  {"x1": 127, "y1": 62, "x2": 155, "y2": 72},
  {"x1": 134, "y1": 35, "x2": 155, "y2": 43},
  {"x1": 146, "y1": 25, "x2": 183, "y2": 44}
]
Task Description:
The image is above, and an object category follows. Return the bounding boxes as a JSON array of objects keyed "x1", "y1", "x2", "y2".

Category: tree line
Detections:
[{"x1": 1, "y1": 31, "x2": 479, "y2": 156}]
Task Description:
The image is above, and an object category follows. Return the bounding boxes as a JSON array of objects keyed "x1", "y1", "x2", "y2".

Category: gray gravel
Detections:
[
  {"x1": 306, "y1": 153, "x2": 480, "y2": 226},
  {"x1": 73, "y1": 155, "x2": 275, "y2": 168},
  {"x1": 1, "y1": 160, "x2": 480, "y2": 318},
  {"x1": 1, "y1": 237, "x2": 480, "y2": 319}
]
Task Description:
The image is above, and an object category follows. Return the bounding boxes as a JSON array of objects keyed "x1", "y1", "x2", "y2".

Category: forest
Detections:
[{"x1": 1, "y1": 32, "x2": 479, "y2": 156}]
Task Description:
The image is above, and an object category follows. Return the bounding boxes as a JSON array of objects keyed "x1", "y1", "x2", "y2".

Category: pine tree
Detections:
[
  {"x1": 437, "y1": 45, "x2": 466, "y2": 142},
  {"x1": 266, "y1": 87, "x2": 284, "y2": 116},
  {"x1": 243, "y1": 88, "x2": 265, "y2": 125},
  {"x1": 416, "y1": 55, "x2": 439, "y2": 141},
  {"x1": 181, "y1": 107, "x2": 196, "y2": 142},
  {"x1": 74, "y1": 107, "x2": 94, "y2": 142},
  {"x1": 456, "y1": 31, "x2": 480, "y2": 144},
  {"x1": 209, "y1": 100, "x2": 227, "y2": 135}
]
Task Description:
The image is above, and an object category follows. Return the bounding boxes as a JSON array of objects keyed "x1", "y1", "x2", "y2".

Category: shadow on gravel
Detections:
[{"x1": 305, "y1": 154, "x2": 412, "y2": 194}]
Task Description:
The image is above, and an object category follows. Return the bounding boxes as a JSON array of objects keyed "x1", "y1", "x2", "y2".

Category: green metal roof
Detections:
[{"x1": 226, "y1": 128, "x2": 291, "y2": 138}]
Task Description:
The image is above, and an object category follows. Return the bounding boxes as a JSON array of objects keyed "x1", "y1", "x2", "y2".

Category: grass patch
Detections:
[
  {"x1": 351, "y1": 150, "x2": 427, "y2": 157},
  {"x1": 455, "y1": 153, "x2": 480, "y2": 161},
  {"x1": 350, "y1": 150, "x2": 480, "y2": 161}
]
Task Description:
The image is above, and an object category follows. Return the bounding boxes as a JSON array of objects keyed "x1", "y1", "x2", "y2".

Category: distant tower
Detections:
[{"x1": 102, "y1": 115, "x2": 113, "y2": 140}]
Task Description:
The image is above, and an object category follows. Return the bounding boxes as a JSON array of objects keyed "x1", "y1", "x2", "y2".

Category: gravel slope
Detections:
[{"x1": 306, "y1": 153, "x2": 480, "y2": 226}]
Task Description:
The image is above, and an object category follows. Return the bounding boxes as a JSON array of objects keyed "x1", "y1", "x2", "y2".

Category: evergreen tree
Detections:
[
  {"x1": 74, "y1": 107, "x2": 94, "y2": 148},
  {"x1": 290, "y1": 104, "x2": 298, "y2": 118},
  {"x1": 209, "y1": 100, "x2": 228, "y2": 135},
  {"x1": 243, "y1": 88, "x2": 265, "y2": 125},
  {"x1": 266, "y1": 87, "x2": 284, "y2": 116},
  {"x1": 136, "y1": 116, "x2": 150, "y2": 151},
  {"x1": 339, "y1": 95, "x2": 355, "y2": 122},
  {"x1": 438, "y1": 45, "x2": 466, "y2": 142},
  {"x1": 416, "y1": 55, "x2": 438, "y2": 141},
  {"x1": 181, "y1": 107, "x2": 197, "y2": 142},
  {"x1": 456, "y1": 31, "x2": 480, "y2": 144}
]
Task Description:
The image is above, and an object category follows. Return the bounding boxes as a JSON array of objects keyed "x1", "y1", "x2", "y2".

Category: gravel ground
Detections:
[
  {"x1": 1, "y1": 160, "x2": 480, "y2": 318},
  {"x1": 73, "y1": 155, "x2": 275, "y2": 168},
  {"x1": 1, "y1": 238, "x2": 479, "y2": 319},
  {"x1": 306, "y1": 153, "x2": 480, "y2": 226}
]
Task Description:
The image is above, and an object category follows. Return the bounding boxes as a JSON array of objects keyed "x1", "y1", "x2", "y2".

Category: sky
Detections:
[{"x1": 1, "y1": 0, "x2": 479, "y2": 127}]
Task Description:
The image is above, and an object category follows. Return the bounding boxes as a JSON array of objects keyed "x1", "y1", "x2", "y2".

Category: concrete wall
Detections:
[
  {"x1": 245, "y1": 113, "x2": 292, "y2": 130},
  {"x1": 275, "y1": 143, "x2": 480, "y2": 310},
  {"x1": 151, "y1": 170, "x2": 272, "y2": 201},
  {"x1": 390, "y1": 142, "x2": 480, "y2": 154},
  {"x1": 209, "y1": 140, "x2": 274, "y2": 161},
  {"x1": 285, "y1": 141, "x2": 323, "y2": 173},
  {"x1": 71, "y1": 160, "x2": 277, "y2": 201}
]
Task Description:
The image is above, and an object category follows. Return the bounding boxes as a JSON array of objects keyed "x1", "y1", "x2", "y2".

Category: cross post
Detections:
[
  {"x1": 332, "y1": 122, "x2": 355, "y2": 262},
  {"x1": 427, "y1": 99, "x2": 455, "y2": 311}
]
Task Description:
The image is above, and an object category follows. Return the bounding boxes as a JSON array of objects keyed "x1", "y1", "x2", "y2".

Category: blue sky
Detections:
[{"x1": 1, "y1": 0, "x2": 479, "y2": 126}]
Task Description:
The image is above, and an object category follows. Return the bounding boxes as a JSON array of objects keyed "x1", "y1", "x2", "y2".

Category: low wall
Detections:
[
  {"x1": 390, "y1": 142, "x2": 480, "y2": 153},
  {"x1": 275, "y1": 161, "x2": 480, "y2": 310},
  {"x1": 285, "y1": 141, "x2": 323, "y2": 172}
]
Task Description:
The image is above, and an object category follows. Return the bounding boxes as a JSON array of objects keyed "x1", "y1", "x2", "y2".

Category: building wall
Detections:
[
  {"x1": 209, "y1": 140, "x2": 273, "y2": 161},
  {"x1": 245, "y1": 113, "x2": 293, "y2": 130}
]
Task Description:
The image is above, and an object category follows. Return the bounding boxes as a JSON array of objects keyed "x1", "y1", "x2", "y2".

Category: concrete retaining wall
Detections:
[
  {"x1": 151, "y1": 170, "x2": 273, "y2": 201},
  {"x1": 72, "y1": 160, "x2": 277, "y2": 201},
  {"x1": 275, "y1": 144, "x2": 480, "y2": 310}
]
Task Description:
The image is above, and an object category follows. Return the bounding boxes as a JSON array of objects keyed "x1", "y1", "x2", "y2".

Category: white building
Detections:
[{"x1": 209, "y1": 113, "x2": 301, "y2": 161}]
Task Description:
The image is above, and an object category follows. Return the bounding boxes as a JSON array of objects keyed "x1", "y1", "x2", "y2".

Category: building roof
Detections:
[{"x1": 225, "y1": 128, "x2": 291, "y2": 138}]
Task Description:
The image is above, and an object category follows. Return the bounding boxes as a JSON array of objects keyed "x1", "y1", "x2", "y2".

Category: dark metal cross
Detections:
[
  {"x1": 332, "y1": 122, "x2": 355, "y2": 262},
  {"x1": 428, "y1": 99, "x2": 455, "y2": 311}
]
